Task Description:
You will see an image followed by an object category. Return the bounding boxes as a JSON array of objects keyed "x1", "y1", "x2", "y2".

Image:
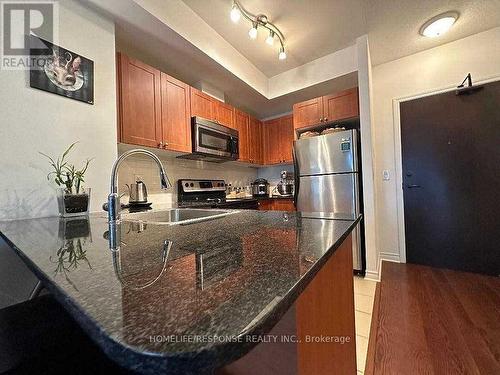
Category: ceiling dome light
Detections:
[
  {"x1": 266, "y1": 30, "x2": 275, "y2": 46},
  {"x1": 278, "y1": 46, "x2": 287, "y2": 60},
  {"x1": 230, "y1": 3, "x2": 241, "y2": 23},
  {"x1": 248, "y1": 22, "x2": 258, "y2": 39},
  {"x1": 420, "y1": 11, "x2": 459, "y2": 38}
]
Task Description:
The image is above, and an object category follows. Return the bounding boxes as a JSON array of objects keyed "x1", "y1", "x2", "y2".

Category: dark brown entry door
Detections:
[{"x1": 400, "y1": 80, "x2": 500, "y2": 276}]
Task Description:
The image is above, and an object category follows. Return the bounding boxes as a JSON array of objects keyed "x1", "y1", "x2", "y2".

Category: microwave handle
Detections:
[{"x1": 231, "y1": 137, "x2": 239, "y2": 154}]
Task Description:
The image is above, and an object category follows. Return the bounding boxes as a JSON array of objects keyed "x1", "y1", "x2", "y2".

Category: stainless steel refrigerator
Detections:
[{"x1": 293, "y1": 129, "x2": 363, "y2": 272}]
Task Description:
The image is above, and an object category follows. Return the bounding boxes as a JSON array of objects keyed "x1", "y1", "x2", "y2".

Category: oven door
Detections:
[{"x1": 193, "y1": 118, "x2": 239, "y2": 159}]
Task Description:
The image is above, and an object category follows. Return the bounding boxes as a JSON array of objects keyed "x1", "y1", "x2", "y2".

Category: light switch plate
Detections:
[{"x1": 382, "y1": 170, "x2": 390, "y2": 181}]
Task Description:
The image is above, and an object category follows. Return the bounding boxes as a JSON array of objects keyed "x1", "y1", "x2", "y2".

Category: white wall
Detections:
[
  {"x1": 372, "y1": 27, "x2": 500, "y2": 267},
  {"x1": 356, "y1": 36, "x2": 378, "y2": 280},
  {"x1": 0, "y1": 0, "x2": 117, "y2": 220},
  {"x1": 268, "y1": 44, "x2": 358, "y2": 99}
]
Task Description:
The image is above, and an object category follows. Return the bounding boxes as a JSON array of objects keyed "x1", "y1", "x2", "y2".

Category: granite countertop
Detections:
[
  {"x1": 226, "y1": 195, "x2": 293, "y2": 201},
  {"x1": 0, "y1": 210, "x2": 360, "y2": 374}
]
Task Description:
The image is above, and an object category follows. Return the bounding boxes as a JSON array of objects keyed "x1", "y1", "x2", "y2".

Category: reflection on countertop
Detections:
[{"x1": 0, "y1": 210, "x2": 360, "y2": 374}]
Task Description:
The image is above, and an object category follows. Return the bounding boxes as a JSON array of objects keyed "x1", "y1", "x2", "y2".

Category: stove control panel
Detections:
[{"x1": 178, "y1": 179, "x2": 226, "y2": 193}]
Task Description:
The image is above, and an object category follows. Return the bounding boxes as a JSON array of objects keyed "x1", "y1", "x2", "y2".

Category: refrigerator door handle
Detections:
[{"x1": 293, "y1": 142, "x2": 300, "y2": 207}]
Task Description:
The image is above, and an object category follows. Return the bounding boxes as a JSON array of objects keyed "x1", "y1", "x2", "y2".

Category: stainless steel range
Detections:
[{"x1": 178, "y1": 179, "x2": 258, "y2": 209}]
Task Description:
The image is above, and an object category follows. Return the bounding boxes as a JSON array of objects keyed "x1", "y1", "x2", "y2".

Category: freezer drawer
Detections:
[
  {"x1": 294, "y1": 130, "x2": 358, "y2": 175},
  {"x1": 296, "y1": 174, "x2": 359, "y2": 215}
]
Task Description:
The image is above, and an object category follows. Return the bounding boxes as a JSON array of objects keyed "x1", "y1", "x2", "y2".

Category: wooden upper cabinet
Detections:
[
  {"x1": 160, "y1": 73, "x2": 191, "y2": 153},
  {"x1": 279, "y1": 115, "x2": 294, "y2": 163},
  {"x1": 234, "y1": 109, "x2": 250, "y2": 161},
  {"x1": 190, "y1": 88, "x2": 235, "y2": 128},
  {"x1": 263, "y1": 118, "x2": 282, "y2": 165},
  {"x1": 117, "y1": 53, "x2": 162, "y2": 148},
  {"x1": 293, "y1": 88, "x2": 359, "y2": 129},
  {"x1": 293, "y1": 97, "x2": 323, "y2": 130},
  {"x1": 263, "y1": 115, "x2": 295, "y2": 165},
  {"x1": 215, "y1": 101, "x2": 235, "y2": 128},
  {"x1": 249, "y1": 117, "x2": 263, "y2": 164},
  {"x1": 190, "y1": 87, "x2": 215, "y2": 120},
  {"x1": 323, "y1": 88, "x2": 359, "y2": 122}
]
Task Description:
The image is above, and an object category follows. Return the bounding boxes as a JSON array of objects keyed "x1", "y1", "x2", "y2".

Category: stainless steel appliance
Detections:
[
  {"x1": 177, "y1": 117, "x2": 239, "y2": 163},
  {"x1": 251, "y1": 178, "x2": 270, "y2": 197},
  {"x1": 126, "y1": 180, "x2": 148, "y2": 204},
  {"x1": 276, "y1": 171, "x2": 294, "y2": 196},
  {"x1": 293, "y1": 129, "x2": 364, "y2": 272},
  {"x1": 178, "y1": 179, "x2": 258, "y2": 210}
]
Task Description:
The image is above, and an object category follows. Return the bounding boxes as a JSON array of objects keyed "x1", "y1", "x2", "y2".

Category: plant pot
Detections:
[
  {"x1": 57, "y1": 188, "x2": 91, "y2": 217},
  {"x1": 58, "y1": 216, "x2": 92, "y2": 240}
]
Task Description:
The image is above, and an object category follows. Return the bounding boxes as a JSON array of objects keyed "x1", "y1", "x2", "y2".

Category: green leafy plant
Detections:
[
  {"x1": 51, "y1": 238, "x2": 92, "y2": 291},
  {"x1": 40, "y1": 142, "x2": 93, "y2": 194}
]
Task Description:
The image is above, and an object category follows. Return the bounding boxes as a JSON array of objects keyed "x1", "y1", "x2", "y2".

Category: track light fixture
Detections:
[
  {"x1": 230, "y1": 3, "x2": 241, "y2": 22},
  {"x1": 278, "y1": 46, "x2": 286, "y2": 60},
  {"x1": 266, "y1": 30, "x2": 275, "y2": 46},
  {"x1": 229, "y1": 0, "x2": 287, "y2": 61},
  {"x1": 248, "y1": 21, "x2": 258, "y2": 39}
]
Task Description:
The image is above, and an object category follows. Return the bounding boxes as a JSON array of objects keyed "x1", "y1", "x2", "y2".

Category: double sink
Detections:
[{"x1": 122, "y1": 208, "x2": 236, "y2": 226}]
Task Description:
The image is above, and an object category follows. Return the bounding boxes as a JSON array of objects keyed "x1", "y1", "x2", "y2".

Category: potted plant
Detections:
[{"x1": 40, "y1": 142, "x2": 93, "y2": 217}]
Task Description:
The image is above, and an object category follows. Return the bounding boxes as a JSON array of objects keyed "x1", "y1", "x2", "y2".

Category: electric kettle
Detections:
[{"x1": 126, "y1": 180, "x2": 148, "y2": 204}]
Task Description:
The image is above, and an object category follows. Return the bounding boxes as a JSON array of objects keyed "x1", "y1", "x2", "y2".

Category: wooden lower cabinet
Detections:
[
  {"x1": 258, "y1": 198, "x2": 295, "y2": 211},
  {"x1": 257, "y1": 199, "x2": 273, "y2": 211},
  {"x1": 295, "y1": 234, "x2": 356, "y2": 374},
  {"x1": 219, "y1": 234, "x2": 356, "y2": 375},
  {"x1": 272, "y1": 198, "x2": 296, "y2": 212}
]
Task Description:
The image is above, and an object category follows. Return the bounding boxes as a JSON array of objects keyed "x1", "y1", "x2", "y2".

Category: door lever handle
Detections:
[{"x1": 407, "y1": 184, "x2": 421, "y2": 189}]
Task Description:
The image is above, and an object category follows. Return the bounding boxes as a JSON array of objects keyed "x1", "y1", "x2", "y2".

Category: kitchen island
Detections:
[{"x1": 0, "y1": 209, "x2": 360, "y2": 374}]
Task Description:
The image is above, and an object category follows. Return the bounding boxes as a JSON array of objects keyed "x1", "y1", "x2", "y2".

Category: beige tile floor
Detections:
[{"x1": 354, "y1": 276, "x2": 378, "y2": 374}]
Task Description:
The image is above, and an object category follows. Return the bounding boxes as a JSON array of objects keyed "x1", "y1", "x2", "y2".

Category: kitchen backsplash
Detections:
[
  {"x1": 257, "y1": 164, "x2": 295, "y2": 194},
  {"x1": 117, "y1": 149, "x2": 258, "y2": 204}
]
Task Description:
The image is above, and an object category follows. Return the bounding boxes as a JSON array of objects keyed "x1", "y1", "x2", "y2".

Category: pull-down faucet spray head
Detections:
[{"x1": 106, "y1": 149, "x2": 171, "y2": 223}]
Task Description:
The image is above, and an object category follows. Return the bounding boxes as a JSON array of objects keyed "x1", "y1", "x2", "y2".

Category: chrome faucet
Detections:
[{"x1": 106, "y1": 149, "x2": 171, "y2": 223}]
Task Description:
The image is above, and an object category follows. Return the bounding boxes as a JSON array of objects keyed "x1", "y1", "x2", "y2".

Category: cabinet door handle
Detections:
[
  {"x1": 158, "y1": 142, "x2": 163, "y2": 148},
  {"x1": 163, "y1": 142, "x2": 168, "y2": 148},
  {"x1": 319, "y1": 118, "x2": 323, "y2": 122},
  {"x1": 324, "y1": 117, "x2": 328, "y2": 121}
]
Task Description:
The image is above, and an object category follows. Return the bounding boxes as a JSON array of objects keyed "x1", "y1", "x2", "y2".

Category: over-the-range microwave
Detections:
[{"x1": 177, "y1": 117, "x2": 239, "y2": 163}]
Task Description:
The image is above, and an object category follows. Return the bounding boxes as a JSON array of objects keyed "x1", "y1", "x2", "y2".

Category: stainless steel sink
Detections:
[{"x1": 122, "y1": 208, "x2": 236, "y2": 225}]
